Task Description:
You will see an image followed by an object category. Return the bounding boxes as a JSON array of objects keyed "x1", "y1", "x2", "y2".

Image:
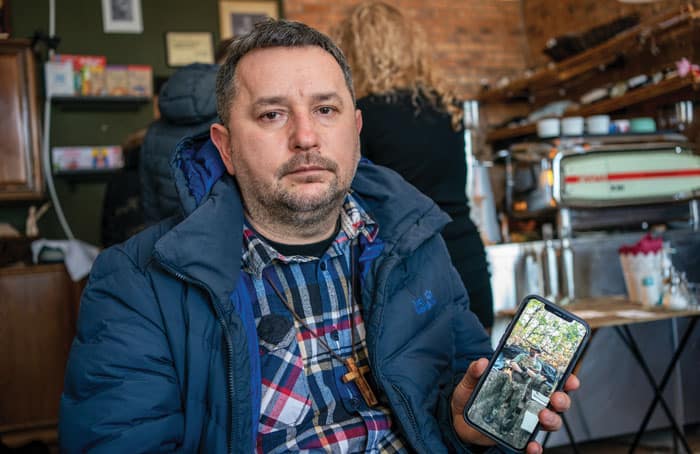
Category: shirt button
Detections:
[
  {"x1": 330, "y1": 330, "x2": 339, "y2": 340},
  {"x1": 320, "y1": 262, "x2": 327, "y2": 271}
]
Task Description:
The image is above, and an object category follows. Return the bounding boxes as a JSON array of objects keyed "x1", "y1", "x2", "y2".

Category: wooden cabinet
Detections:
[
  {"x1": 0, "y1": 265, "x2": 83, "y2": 447},
  {"x1": 0, "y1": 40, "x2": 43, "y2": 200}
]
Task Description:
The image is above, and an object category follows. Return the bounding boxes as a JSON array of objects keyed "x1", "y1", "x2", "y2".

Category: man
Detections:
[
  {"x1": 510, "y1": 346, "x2": 545, "y2": 384},
  {"x1": 60, "y1": 20, "x2": 577, "y2": 453},
  {"x1": 484, "y1": 347, "x2": 547, "y2": 435}
]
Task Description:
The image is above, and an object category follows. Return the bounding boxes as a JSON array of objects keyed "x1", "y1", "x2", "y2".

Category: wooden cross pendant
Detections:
[{"x1": 342, "y1": 357, "x2": 378, "y2": 407}]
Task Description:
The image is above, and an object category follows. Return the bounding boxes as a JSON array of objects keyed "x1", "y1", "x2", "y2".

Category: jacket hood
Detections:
[
  {"x1": 171, "y1": 132, "x2": 225, "y2": 217},
  {"x1": 158, "y1": 63, "x2": 219, "y2": 125}
]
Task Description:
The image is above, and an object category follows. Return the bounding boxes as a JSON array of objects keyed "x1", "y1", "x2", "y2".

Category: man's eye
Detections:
[
  {"x1": 318, "y1": 106, "x2": 336, "y2": 115},
  {"x1": 260, "y1": 111, "x2": 282, "y2": 121}
]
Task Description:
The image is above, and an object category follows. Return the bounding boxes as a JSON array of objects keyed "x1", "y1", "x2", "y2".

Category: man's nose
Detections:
[{"x1": 289, "y1": 113, "x2": 319, "y2": 152}]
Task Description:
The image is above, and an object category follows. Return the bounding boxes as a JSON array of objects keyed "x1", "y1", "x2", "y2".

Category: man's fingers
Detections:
[
  {"x1": 541, "y1": 378, "x2": 575, "y2": 431},
  {"x1": 450, "y1": 358, "x2": 498, "y2": 447},
  {"x1": 550, "y1": 391, "x2": 571, "y2": 413},
  {"x1": 539, "y1": 408, "x2": 562, "y2": 431},
  {"x1": 563, "y1": 374, "x2": 580, "y2": 392},
  {"x1": 526, "y1": 441, "x2": 543, "y2": 454},
  {"x1": 457, "y1": 358, "x2": 489, "y2": 393},
  {"x1": 451, "y1": 358, "x2": 489, "y2": 413}
]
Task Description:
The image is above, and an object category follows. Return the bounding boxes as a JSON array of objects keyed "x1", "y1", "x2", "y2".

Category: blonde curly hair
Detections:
[{"x1": 334, "y1": 1, "x2": 463, "y2": 130}]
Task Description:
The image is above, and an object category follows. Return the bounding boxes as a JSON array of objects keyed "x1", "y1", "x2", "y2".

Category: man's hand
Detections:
[
  {"x1": 509, "y1": 360, "x2": 522, "y2": 373},
  {"x1": 450, "y1": 358, "x2": 581, "y2": 454}
]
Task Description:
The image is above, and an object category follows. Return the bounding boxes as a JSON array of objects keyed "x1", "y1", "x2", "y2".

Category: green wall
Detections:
[{"x1": 3, "y1": 0, "x2": 221, "y2": 246}]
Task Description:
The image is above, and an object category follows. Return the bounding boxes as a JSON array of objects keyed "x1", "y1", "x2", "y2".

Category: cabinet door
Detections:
[
  {"x1": 0, "y1": 40, "x2": 43, "y2": 200},
  {"x1": 0, "y1": 265, "x2": 83, "y2": 444}
]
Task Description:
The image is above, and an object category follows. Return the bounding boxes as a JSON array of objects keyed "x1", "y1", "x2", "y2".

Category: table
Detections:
[{"x1": 498, "y1": 296, "x2": 699, "y2": 453}]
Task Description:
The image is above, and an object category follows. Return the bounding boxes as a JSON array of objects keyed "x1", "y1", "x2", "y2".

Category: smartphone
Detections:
[{"x1": 464, "y1": 295, "x2": 591, "y2": 452}]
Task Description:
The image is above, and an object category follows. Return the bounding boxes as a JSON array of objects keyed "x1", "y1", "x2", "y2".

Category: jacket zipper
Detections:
[
  {"x1": 369, "y1": 256, "x2": 427, "y2": 452},
  {"x1": 391, "y1": 384, "x2": 424, "y2": 451},
  {"x1": 166, "y1": 266, "x2": 237, "y2": 454}
]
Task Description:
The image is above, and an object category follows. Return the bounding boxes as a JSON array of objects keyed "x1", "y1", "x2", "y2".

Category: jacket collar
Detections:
[
  {"x1": 154, "y1": 175, "x2": 244, "y2": 306},
  {"x1": 351, "y1": 158, "x2": 450, "y2": 257}
]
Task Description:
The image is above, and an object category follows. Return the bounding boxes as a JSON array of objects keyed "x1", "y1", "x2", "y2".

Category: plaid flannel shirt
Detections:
[{"x1": 239, "y1": 193, "x2": 408, "y2": 453}]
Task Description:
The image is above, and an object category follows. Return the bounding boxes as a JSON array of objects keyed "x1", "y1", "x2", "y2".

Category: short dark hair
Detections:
[
  {"x1": 214, "y1": 37, "x2": 236, "y2": 64},
  {"x1": 215, "y1": 19, "x2": 355, "y2": 126}
]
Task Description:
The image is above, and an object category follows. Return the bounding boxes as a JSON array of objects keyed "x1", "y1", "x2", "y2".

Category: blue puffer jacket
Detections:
[
  {"x1": 60, "y1": 133, "x2": 493, "y2": 453},
  {"x1": 140, "y1": 63, "x2": 219, "y2": 224}
]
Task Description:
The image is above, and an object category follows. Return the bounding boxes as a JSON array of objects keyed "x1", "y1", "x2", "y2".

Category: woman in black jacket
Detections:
[{"x1": 335, "y1": 1, "x2": 494, "y2": 329}]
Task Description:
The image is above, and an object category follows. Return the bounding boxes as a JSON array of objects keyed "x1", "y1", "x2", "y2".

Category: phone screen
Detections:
[{"x1": 466, "y1": 296, "x2": 589, "y2": 451}]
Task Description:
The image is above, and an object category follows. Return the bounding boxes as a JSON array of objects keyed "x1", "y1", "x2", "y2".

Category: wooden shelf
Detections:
[
  {"x1": 488, "y1": 123, "x2": 538, "y2": 143},
  {"x1": 52, "y1": 169, "x2": 122, "y2": 183},
  {"x1": 51, "y1": 95, "x2": 150, "y2": 104},
  {"x1": 572, "y1": 74, "x2": 698, "y2": 116},
  {"x1": 51, "y1": 95, "x2": 150, "y2": 111},
  {"x1": 478, "y1": 4, "x2": 700, "y2": 103},
  {"x1": 486, "y1": 75, "x2": 699, "y2": 143}
]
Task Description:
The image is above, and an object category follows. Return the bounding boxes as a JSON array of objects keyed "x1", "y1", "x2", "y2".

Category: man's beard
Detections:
[{"x1": 242, "y1": 152, "x2": 352, "y2": 229}]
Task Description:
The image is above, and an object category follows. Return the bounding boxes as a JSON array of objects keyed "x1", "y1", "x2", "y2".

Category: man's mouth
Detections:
[
  {"x1": 277, "y1": 153, "x2": 338, "y2": 179},
  {"x1": 287, "y1": 165, "x2": 328, "y2": 175}
]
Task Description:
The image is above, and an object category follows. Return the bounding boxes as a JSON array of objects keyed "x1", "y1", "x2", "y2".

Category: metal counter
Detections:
[{"x1": 486, "y1": 229, "x2": 700, "y2": 314}]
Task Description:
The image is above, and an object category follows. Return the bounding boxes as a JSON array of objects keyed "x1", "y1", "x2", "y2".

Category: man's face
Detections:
[
  {"x1": 211, "y1": 46, "x2": 362, "y2": 229},
  {"x1": 529, "y1": 349, "x2": 538, "y2": 357}
]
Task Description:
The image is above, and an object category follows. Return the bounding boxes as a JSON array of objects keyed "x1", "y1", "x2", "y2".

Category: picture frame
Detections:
[
  {"x1": 101, "y1": 0, "x2": 143, "y2": 34},
  {"x1": 165, "y1": 32, "x2": 215, "y2": 67},
  {"x1": 218, "y1": 0, "x2": 282, "y2": 40}
]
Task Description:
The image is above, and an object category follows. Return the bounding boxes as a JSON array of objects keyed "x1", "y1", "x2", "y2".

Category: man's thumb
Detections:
[{"x1": 452, "y1": 358, "x2": 489, "y2": 412}]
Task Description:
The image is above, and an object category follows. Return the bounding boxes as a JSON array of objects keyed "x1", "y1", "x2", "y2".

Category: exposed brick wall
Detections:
[
  {"x1": 284, "y1": 0, "x2": 530, "y2": 98},
  {"x1": 284, "y1": 0, "x2": 698, "y2": 126}
]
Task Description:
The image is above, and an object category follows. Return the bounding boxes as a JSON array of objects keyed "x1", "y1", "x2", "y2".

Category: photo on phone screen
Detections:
[{"x1": 465, "y1": 295, "x2": 590, "y2": 451}]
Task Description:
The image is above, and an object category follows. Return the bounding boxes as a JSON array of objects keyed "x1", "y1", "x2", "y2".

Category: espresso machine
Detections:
[{"x1": 501, "y1": 133, "x2": 700, "y2": 302}]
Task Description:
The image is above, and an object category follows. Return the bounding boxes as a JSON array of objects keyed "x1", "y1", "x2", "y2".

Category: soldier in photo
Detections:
[{"x1": 511, "y1": 346, "x2": 544, "y2": 384}]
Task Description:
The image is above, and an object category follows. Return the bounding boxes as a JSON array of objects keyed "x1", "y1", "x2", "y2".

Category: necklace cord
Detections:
[{"x1": 262, "y1": 240, "x2": 360, "y2": 365}]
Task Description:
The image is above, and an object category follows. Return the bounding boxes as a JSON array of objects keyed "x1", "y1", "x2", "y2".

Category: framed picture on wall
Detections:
[
  {"x1": 101, "y1": 0, "x2": 143, "y2": 34},
  {"x1": 165, "y1": 32, "x2": 215, "y2": 67},
  {"x1": 218, "y1": 0, "x2": 282, "y2": 40}
]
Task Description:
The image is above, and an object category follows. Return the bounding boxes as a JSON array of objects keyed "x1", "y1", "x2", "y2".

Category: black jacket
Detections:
[
  {"x1": 140, "y1": 63, "x2": 219, "y2": 224},
  {"x1": 358, "y1": 91, "x2": 494, "y2": 327}
]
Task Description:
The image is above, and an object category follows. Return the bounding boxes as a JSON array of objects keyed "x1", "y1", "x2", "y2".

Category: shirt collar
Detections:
[{"x1": 241, "y1": 192, "x2": 379, "y2": 278}]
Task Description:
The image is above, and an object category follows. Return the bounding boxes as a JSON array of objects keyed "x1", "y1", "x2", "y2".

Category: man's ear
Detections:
[
  {"x1": 210, "y1": 123, "x2": 235, "y2": 175},
  {"x1": 355, "y1": 108, "x2": 363, "y2": 135}
]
